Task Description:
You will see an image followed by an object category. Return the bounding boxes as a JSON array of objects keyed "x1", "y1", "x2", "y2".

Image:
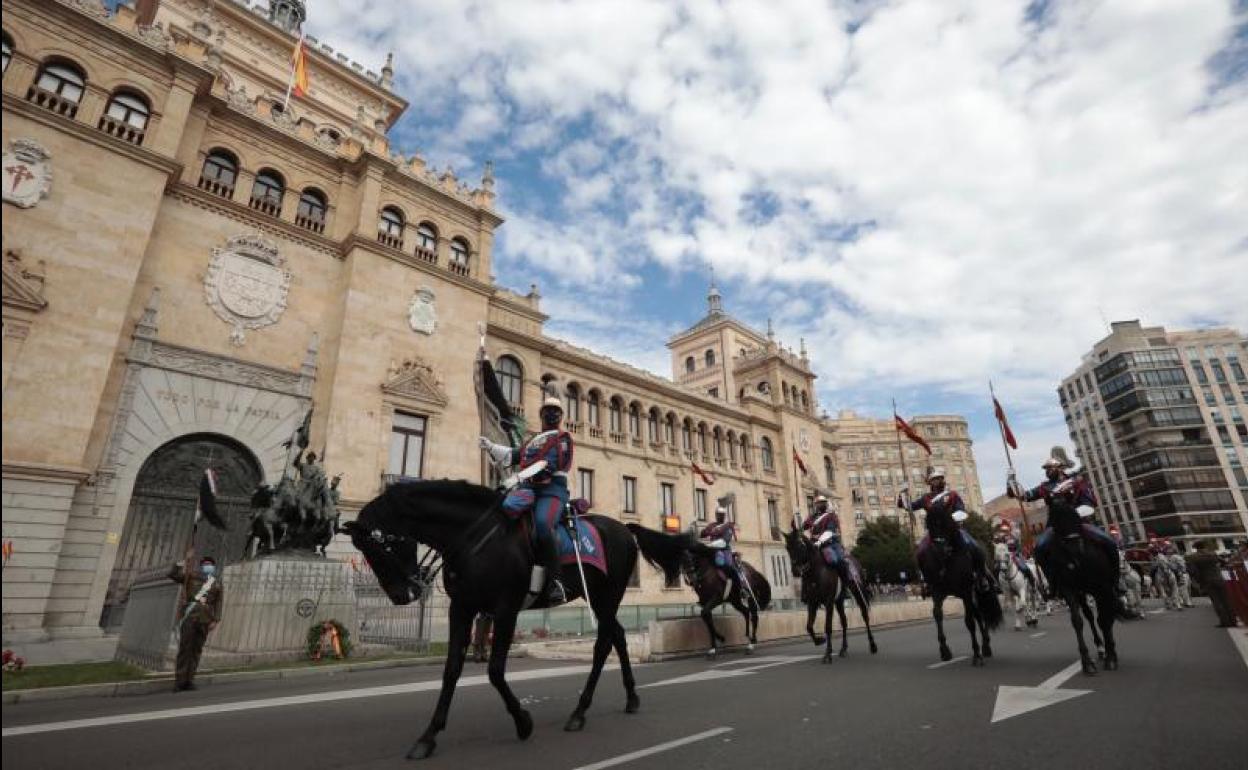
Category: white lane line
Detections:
[
  {"x1": 927, "y1": 656, "x2": 968, "y2": 669},
  {"x1": 1227, "y1": 628, "x2": 1248, "y2": 673},
  {"x1": 2, "y1": 664, "x2": 608, "y2": 738},
  {"x1": 571, "y1": 727, "x2": 733, "y2": 770},
  {"x1": 1030, "y1": 632, "x2": 1047, "y2": 639},
  {"x1": 1147, "y1": 609, "x2": 1165, "y2": 615}
]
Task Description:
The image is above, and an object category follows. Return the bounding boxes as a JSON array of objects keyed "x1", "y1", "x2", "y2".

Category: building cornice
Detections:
[
  {"x1": 3, "y1": 94, "x2": 184, "y2": 179},
  {"x1": 168, "y1": 183, "x2": 340, "y2": 255},
  {"x1": 340, "y1": 235, "x2": 497, "y2": 298},
  {"x1": 0, "y1": 461, "x2": 92, "y2": 484}
]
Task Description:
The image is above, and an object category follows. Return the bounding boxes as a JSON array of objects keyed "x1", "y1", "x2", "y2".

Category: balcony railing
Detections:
[
  {"x1": 26, "y1": 86, "x2": 78, "y2": 119},
  {"x1": 378, "y1": 232, "x2": 404, "y2": 250},
  {"x1": 98, "y1": 114, "x2": 145, "y2": 146},
  {"x1": 197, "y1": 175, "x2": 234, "y2": 199},
  {"x1": 589, "y1": 426, "x2": 604, "y2": 439},
  {"x1": 295, "y1": 214, "x2": 326, "y2": 234},
  {"x1": 414, "y1": 245, "x2": 438, "y2": 264},
  {"x1": 249, "y1": 195, "x2": 282, "y2": 217},
  {"x1": 448, "y1": 260, "x2": 471, "y2": 277}
]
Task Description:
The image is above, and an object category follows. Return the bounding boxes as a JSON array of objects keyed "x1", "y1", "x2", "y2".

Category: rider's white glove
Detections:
[{"x1": 478, "y1": 436, "x2": 513, "y2": 465}]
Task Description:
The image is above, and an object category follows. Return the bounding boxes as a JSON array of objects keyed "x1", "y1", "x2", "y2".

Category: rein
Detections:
[{"x1": 371, "y1": 490, "x2": 508, "y2": 592}]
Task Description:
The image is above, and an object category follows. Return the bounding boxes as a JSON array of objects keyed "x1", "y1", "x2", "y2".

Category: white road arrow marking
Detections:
[
  {"x1": 991, "y1": 660, "x2": 1091, "y2": 724},
  {"x1": 640, "y1": 655, "x2": 811, "y2": 688}
]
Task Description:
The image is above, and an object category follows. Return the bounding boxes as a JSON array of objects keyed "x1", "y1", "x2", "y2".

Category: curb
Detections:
[{"x1": 1, "y1": 655, "x2": 451, "y2": 706}]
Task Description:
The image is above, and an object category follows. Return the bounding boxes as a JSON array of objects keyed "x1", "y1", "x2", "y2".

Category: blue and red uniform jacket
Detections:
[
  {"x1": 700, "y1": 520, "x2": 736, "y2": 545},
  {"x1": 1020, "y1": 476, "x2": 1097, "y2": 509},
  {"x1": 509, "y1": 429, "x2": 573, "y2": 485},
  {"x1": 803, "y1": 510, "x2": 841, "y2": 538}
]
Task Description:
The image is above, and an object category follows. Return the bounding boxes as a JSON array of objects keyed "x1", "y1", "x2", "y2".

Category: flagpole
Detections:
[
  {"x1": 791, "y1": 433, "x2": 805, "y2": 530},
  {"x1": 893, "y1": 399, "x2": 917, "y2": 545},
  {"x1": 281, "y1": 29, "x2": 305, "y2": 113},
  {"x1": 990, "y1": 381, "x2": 1033, "y2": 549}
]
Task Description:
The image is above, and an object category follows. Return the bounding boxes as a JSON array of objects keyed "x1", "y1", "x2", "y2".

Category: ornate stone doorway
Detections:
[{"x1": 100, "y1": 434, "x2": 261, "y2": 630}]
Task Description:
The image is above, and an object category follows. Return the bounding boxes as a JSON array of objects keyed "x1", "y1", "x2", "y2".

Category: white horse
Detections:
[
  {"x1": 1152, "y1": 554, "x2": 1180, "y2": 610},
  {"x1": 1119, "y1": 560, "x2": 1144, "y2": 618},
  {"x1": 1168, "y1": 553, "x2": 1194, "y2": 608},
  {"x1": 994, "y1": 543, "x2": 1037, "y2": 630}
]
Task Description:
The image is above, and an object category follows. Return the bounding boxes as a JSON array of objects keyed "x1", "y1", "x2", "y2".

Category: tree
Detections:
[
  {"x1": 852, "y1": 518, "x2": 917, "y2": 583},
  {"x1": 963, "y1": 511, "x2": 994, "y2": 555}
]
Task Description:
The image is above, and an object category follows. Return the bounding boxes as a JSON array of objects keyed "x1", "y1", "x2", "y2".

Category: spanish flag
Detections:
[
  {"x1": 894, "y1": 414, "x2": 932, "y2": 455},
  {"x1": 290, "y1": 33, "x2": 309, "y2": 99}
]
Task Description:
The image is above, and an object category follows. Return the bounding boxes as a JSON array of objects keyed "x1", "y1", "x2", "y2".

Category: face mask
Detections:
[{"x1": 201, "y1": 565, "x2": 217, "y2": 577}]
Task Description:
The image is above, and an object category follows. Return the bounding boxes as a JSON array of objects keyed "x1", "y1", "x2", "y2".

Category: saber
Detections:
[{"x1": 567, "y1": 513, "x2": 597, "y2": 629}]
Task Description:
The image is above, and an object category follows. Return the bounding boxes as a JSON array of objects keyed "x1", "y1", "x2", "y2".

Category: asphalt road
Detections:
[{"x1": 4, "y1": 600, "x2": 1246, "y2": 770}]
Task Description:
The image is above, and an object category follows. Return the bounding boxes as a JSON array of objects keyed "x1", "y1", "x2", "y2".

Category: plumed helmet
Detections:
[
  {"x1": 814, "y1": 494, "x2": 828, "y2": 504},
  {"x1": 541, "y1": 396, "x2": 563, "y2": 411},
  {"x1": 927, "y1": 467, "x2": 946, "y2": 481},
  {"x1": 1043, "y1": 446, "x2": 1074, "y2": 469}
]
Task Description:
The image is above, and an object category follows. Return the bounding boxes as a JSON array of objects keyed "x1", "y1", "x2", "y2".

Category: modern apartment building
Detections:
[{"x1": 1060, "y1": 321, "x2": 1248, "y2": 551}]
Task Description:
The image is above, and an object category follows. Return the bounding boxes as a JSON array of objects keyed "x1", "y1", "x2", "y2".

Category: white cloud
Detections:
[{"x1": 309, "y1": 0, "x2": 1248, "y2": 483}]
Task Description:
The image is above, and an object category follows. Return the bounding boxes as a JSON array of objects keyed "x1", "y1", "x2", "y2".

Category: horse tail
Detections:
[
  {"x1": 746, "y1": 564, "x2": 772, "y2": 611},
  {"x1": 626, "y1": 523, "x2": 692, "y2": 585},
  {"x1": 977, "y1": 581, "x2": 1004, "y2": 630}
]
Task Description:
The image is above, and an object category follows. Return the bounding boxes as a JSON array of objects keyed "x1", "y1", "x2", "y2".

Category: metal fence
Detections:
[{"x1": 353, "y1": 571, "x2": 434, "y2": 652}]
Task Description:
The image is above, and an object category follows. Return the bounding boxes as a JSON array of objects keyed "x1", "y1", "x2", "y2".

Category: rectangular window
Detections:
[
  {"x1": 661, "y1": 483, "x2": 675, "y2": 515},
  {"x1": 387, "y1": 412, "x2": 427, "y2": 478},
  {"x1": 623, "y1": 476, "x2": 637, "y2": 514},
  {"x1": 578, "y1": 468, "x2": 595, "y2": 504},
  {"x1": 694, "y1": 489, "x2": 707, "y2": 521},
  {"x1": 767, "y1": 499, "x2": 780, "y2": 539}
]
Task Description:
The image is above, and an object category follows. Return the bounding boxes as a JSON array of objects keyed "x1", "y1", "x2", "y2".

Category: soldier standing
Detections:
[
  {"x1": 1188, "y1": 541, "x2": 1238, "y2": 627},
  {"x1": 169, "y1": 556, "x2": 224, "y2": 692}
]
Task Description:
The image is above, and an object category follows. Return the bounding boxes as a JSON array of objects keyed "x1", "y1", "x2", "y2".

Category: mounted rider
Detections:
[
  {"x1": 995, "y1": 524, "x2": 1036, "y2": 589},
  {"x1": 900, "y1": 467, "x2": 993, "y2": 592},
  {"x1": 1007, "y1": 450, "x2": 1120, "y2": 588},
  {"x1": 802, "y1": 495, "x2": 860, "y2": 587},
  {"x1": 700, "y1": 505, "x2": 740, "y2": 591},
  {"x1": 479, "y1": 394, "x2": 572, "y2": 605}
]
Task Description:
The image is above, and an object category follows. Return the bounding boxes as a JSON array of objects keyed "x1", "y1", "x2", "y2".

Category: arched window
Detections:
[
  {"x1": 378, "y1": 206, "x2": 405, "y2": 247},
  {"x1": 825, "y1": 456, "x2": 835, "y2": 486},
  {"x1": 100, "y1": 90, "x2": 149, "y2": 144},
  {"x1": 587, "y1": 390, "x2": 601, "y2": 426},
  {"x1": 713, "y1": 427, "x2": 723, "y2": 458},
  {"x1": 698, "y1": 422, "x2": 708, "y2": 455},
  {"x1": 609, "y1": 397, "x2": 623, "y2": 433},
  {"x1": 740, "y1": 435, "x2": 751, "y2": 466},
  {"x1": 685, "y1": 356, "x2": 695, "y2": 374},
  {"x1": 497, "y1": 355, "x2": 523, "y2": 406},
  {"x1": 682, "y1": 419, "x2": 693, "y2": 451},
  {"x1": 665, "y1": 413, "x2": 676, "y2": 445},
  {"x1": 564, "y1": 383, "x2": 581, "y2": 423},
  {"x1": 648, "y1": 408, "x2": 660, "y2": 443},
  {"x1": 249, "y1": 169, "x2": 285, "y2": 216},
  {"x1": 198, "y1": 148, "x2": 238, "y2": 197},
  {"x1": 760, "y1": 437, "x2": 775, "y2": 471},
  {"x1": 449, "y1": 237, "x2": 471, "y2": 275},
  {"x1": 29, "y1": 60, "x2": 85, "y2": 117},
  {"x1": 727, "y1": 431, "x2": 738, "y2": 462},
  {"x1": 296, "y1": 188, "x2": 328, "y2": 233},
  {"x1": 628, "y1": 403, "x2": 641, "y2": 436},
  {"x1": 705, "y1": 349, "x2": 716, "y2": 367},
  {"x1": 783, "y1": 384, "x2": 792, "y2": 406},
  {"x1": 416, "y1": 223, "x2": 438, "y2": 256},
  {"x1": 2, "y1": 33, "x2": 12, "y2": 74}
]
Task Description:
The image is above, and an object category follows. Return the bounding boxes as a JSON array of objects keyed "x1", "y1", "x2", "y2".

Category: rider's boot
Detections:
[{"x1": 539, "y1": 534, "x2": 567, "y2": 605}]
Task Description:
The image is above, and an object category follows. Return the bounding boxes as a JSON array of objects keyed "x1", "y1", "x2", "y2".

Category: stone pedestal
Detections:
[{"x1": 208, "y1": 555, "x2": 355, "y2": 657}]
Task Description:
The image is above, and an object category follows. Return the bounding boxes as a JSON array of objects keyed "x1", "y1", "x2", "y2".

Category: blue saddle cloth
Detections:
[{"x1": 548, "y1": 518, "x2": 608, "y2": 577}]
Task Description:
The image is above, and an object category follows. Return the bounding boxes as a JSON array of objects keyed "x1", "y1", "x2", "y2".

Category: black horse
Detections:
[
  {"x1": 627, "y1": 524, "x2": 771, "y2": 658},
  {"x1": 343, "y1": 480, "x2": 641, "y2": 760},
  {"x1": 915, "y1": 520, "x2": 1003, "y2": 666},
  {"x1": 1037, "y1": 500, "x2": 1119, "y2": 675},
  {"x1": 782, "y1": 525, "x2": 878, "y2": 662}
]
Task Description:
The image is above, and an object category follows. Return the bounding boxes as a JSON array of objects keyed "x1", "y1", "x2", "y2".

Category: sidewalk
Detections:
[{"x1": 2, "y1": 652, "x2": 456, "y2": 706}]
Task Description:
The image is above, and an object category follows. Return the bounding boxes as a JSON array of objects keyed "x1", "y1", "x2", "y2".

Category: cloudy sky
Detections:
[{"x1": 302, "y1": 0, "x2": 1248, "y2": 497}]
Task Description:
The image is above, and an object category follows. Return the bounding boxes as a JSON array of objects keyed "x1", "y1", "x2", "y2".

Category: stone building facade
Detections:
[{"x1": 1, "y1": 0, "x2": 984, "y2": 643}]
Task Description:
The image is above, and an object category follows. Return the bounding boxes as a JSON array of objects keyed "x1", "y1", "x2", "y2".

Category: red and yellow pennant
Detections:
[
  {"x1": 291, "y1": 35, "x2": 309, "y2": 99},
  {"x1": 894, "y1": 415, "x2": 932, "y2": 455}
]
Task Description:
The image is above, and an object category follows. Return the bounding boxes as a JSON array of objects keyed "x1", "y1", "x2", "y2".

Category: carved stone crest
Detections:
[
  {"x1": 204, "y1": 235, "x2": 292, "y2": 345},
  {"x1": 136, "y1": 22, "x2": 173, "y2": 51},
  {"x1": 3, "y1": 139, "x2": 53, "y2": 209},
  {"x1": 408, "y1": 286, "x2": 437, "y2": 335},
  {"x1": 382, "y1": 358, "x2": 448, "y2": 409}
]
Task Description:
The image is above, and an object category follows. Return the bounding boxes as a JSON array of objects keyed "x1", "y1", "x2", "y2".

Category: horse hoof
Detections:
[
  {"x1": 1104, "y1": 655, "x2": 1119, "y2": 671},
  {"x1": 1082, "y1": 662, "x2": 1098, "y2": 677},
  {"x1": 564, "y1": 713, "x2": 586, "y2": 732},
  {"x1": 869, "y1": 642, "x2": 879, "y2": 654},
  {"x1": 706, "y1": 648, "x2": 718, "y2": 661},
  {"x1": 940, "y1": 648, "x2": 953, "y2": 662},
  {"x1": 838, "y1": 649, "x2": 848, "y2": 658},
  {"x1": 625, "y1": 693, "x2": 640, "y2": 714},
  {"x1": 515, "y1": 709, "x2": 534, "y2": 740},
  {"x1": 812, "y1": 637, "x2": 825, "y2": 647},
  {"x1": 972, "y1": 656, "x2": 984, "y2": 667},
  {"x1": 406, "y1": 741, "x2": 436, "y2": 761},
  {"x1": 1097, "y1": 650, "x2": 1106, "y2": 661},
  {"x1": 745, "y1": 644, "x2": 754, "y2": 656},
  {"x1": 982, "y1": 646, "x2": 993, "y2": 659},
  {"x1": 822, "y1": 653, "x2": 833, "y2": 664}
]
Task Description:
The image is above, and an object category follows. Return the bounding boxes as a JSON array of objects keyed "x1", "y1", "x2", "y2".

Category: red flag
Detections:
[
  {"x1": 291, "y1": 35, "x2": 309, "y2": 99},
  {"x1": 894, "y1": 415, "x2": 932, "y2": 455},
  {"x1": 993, "y1": 397, "x2": 1018, "y2": 449},
  {"x1": 691, "y1": 461, "x2": 715, "y2": 486},
  {"x1": 792, "y1": 449, "x2": 808, "y2": 475}
]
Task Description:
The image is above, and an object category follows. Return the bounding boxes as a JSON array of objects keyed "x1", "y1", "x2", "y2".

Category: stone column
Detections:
[
  {"x1": 148, "y1": 71, "x2": 199, "y2": 158},
  {"x1": 2, "y1": 55, "x2": 37, "y2": 98},
  {"x1": 76, "y1": 85, "x2": 108, "y2": 129}
]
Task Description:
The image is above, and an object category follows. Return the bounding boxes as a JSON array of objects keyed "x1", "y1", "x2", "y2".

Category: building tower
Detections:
[{"x1": 269, "y1": 0, "x2": 306, "y2": 33}]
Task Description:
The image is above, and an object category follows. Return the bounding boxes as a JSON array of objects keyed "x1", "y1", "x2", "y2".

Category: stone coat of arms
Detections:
[
  {"x1": 408, "y1": 286, "x2": 437, "y2": 335},
  {"x1": 204, "y1": 234, "x2": 292, "y2": 345},
  {"x1": 2, "y1": 139, "x2": 53, "y2": 209}
]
